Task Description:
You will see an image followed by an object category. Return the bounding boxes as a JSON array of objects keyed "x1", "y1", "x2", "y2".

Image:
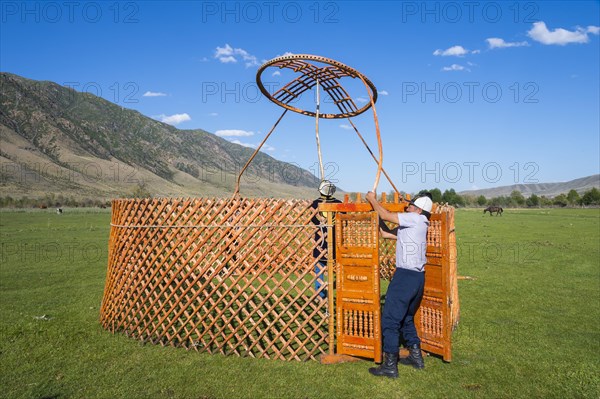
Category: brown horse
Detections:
[{"x1": 483, "y1": 206, "x2": 503, "y2": 216}]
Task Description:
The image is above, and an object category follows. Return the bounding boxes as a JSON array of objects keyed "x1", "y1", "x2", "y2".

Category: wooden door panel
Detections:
[{"x1": 335, "y1": 212, "x2": 381, "y2": 362}]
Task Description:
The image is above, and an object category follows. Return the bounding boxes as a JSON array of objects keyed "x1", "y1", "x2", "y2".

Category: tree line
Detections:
[
  {"x1": 407, "y1": 187, "x2": 600, "y2": 208},
  {"x1": 0, "y1": 194, "x2": 111, "y2": 209},
  {"x1": 1, "y1": 186, "x2": 599, "y2": 209},
  {"x1": 0, "y1": 182, "x2": 150, "y2": 208}
]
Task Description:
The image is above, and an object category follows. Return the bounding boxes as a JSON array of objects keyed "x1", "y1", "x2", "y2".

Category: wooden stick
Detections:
[{"x1": 232, "y1": 109, "x2": 288, "y2": 198}]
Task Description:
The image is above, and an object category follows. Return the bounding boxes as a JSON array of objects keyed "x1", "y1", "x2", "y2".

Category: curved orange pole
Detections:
[
  {"x1": 346, "y1": 117, "x2": 400, "y2": 195},
  {"x1": 232, "y1": 109, "x2": 288, "y2": 199},
  {"x1": 358, "y1": 75, "x2": 383, "y2": 193}
]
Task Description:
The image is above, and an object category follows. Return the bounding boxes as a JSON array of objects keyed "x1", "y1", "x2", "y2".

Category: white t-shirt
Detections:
[{"x1": 395, "y1": 212, "x2": 429, "y2": 272}]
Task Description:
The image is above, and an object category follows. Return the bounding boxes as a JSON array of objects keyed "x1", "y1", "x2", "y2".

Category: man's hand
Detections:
[
  {"x1": 379, "y1": 227, "x2": 396, "y2": 240},
  {"x1": 366, "y1": 190, "x2": 399, "y2": 225},
  {"x1": 366, "y1": 191, "x2": 377, "y2": 203}
]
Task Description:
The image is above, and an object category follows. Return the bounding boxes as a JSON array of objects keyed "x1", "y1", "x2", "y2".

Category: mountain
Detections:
[
  {"x1": 459, "y1": 174, "x2": 600, "y2": 198},
  {"x1": 0, "y1": 72, "x2": 320, "y2": 200}
]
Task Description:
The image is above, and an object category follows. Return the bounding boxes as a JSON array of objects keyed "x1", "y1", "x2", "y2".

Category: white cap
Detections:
[
  {"x1": 413, "y1": 196, "x2": 433, "y2": 213},
  {"x1": 318, "y1": 180, "x2": 336, "y2": 197}
]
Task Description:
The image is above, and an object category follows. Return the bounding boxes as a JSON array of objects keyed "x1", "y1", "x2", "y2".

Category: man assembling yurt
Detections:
[{"x1": 365, "y1": 191, "x2": 433, "y2": 379}]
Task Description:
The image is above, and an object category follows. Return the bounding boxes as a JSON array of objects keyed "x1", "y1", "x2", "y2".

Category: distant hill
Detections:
[
  {"x1": 459, "y1": 174, "x2": 600, "y2": 198},
  {"x1": 0, "y1": 72, "x2": 320, "y2": 200}
]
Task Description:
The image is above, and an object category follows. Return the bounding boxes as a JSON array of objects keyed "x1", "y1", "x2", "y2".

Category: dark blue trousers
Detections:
[
  {"x1": 382, "y1": 267, "x2": 425, "y2": 354},
  {"x1": 315, "y1": 261, "x2": 327, "y2": 299}
]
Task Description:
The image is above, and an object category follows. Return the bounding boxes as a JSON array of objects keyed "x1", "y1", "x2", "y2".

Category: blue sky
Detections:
[{"x1": 1, "y1": 1, "x2": 599, "y2": 194}]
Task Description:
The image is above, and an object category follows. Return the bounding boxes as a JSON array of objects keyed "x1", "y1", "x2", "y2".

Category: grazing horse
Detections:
[{"x1": 483, "y1": 206, "x2": 503, "y2": 216}]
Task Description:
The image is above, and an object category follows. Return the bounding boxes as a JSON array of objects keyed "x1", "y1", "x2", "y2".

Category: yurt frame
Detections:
[{"x1": 100, "y1": 54, "x2": 459, "y2": 363}]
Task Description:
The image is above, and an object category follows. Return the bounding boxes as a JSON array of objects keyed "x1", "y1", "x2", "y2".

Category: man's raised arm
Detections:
[{"x1": 366, "y1": 191, "x2": 399, "y2": 225}]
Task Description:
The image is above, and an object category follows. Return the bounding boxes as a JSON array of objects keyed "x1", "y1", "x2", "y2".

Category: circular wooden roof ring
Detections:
[{"x1": 256, "y1": 54, "x2": 378, "y2": 119}]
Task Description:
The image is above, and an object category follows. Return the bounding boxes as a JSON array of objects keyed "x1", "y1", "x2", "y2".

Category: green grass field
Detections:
[{"x1": 1, "y1": 208, "x2": 599, "y2": 398}]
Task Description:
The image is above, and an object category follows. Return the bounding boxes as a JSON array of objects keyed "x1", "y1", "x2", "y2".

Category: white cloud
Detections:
[
  {"x1": 215, "y1": 129, "x2": 254, "y2": 137},
  {"x1": 272, "y1": 70, "x2": 281, "y2": 76},
  {"x1": 208, "y1": 112, "x2": 218, "y2": 117},
  {"x1": 215, "y1": 44, "x2": 233, "y2": 58},
  {"x1": 235, "y1": 47, "x2": 260, "y2": 67},
  {"x1": 442, "y1": 64, "x2": 469, "y2": 72},
  {"x1": 339, "y1": 124, "x2": 353, "y2": 130},
  {"x1": 218, "y1": 55, "x2": 237, "y2": 63},
  {"x1": 157, "y1": 113, "x2": 191, "y2": 125},
  {"x1": 230, "y1": 139, "x2": 275, "y2": 151},
  {"x1": 486, "y1": 37, "x2": 529, "y2": 49},
  {"x1": 433, "y1": 45, "x2": 470, "y2": 56},
  {"x1": 143, "y1": 91, "x2": 167, "y2": 97},
  {"x1": 356, "y1": 97, "x2": 368, "y2": 103},
  {"x1": 378, "y1": 90, "x2": 389, "y2": 96},
  {"x1": 230, "y1": 139, "x2": 253, "y2": 148},
  {"x1": 214, "y1": 44, "x2": 260, "y2": 67},
  {"x1": 527, "y1": 21, "x2": 600, "y2": 45}
]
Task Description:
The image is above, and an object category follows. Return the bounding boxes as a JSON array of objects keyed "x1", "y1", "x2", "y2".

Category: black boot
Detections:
[
  {"x1": 398, "y1": 343, "x2": 425, "y2": 370},
  {"x1": 368, "y1": 352, "x2": 398, "y2": 378}
]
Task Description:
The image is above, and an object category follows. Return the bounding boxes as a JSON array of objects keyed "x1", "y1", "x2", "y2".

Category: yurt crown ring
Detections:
[{"x1": 256, "y1": 54, "x2": 378, "y2": 119}]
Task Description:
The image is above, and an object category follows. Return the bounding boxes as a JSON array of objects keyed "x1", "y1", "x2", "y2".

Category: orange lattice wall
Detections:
[
  {"x1": 101, "y1": 198, "x2": 330, "y2": 361},
  {"x1": 100, "y1": 196, "x2": 458, "y2": 362}
]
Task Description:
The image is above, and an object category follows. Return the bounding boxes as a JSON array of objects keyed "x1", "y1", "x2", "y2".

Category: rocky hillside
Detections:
[{"x1": 0, "y1": 73, "x2": 319, "y2": 200}]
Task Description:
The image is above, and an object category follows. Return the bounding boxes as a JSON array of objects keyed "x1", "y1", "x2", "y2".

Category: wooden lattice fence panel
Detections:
[{"x1": 100, "y1": 198, "x2": 330, "y2": 361}]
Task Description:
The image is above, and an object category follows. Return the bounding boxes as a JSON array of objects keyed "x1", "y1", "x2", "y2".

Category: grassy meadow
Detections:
[{"x1": 0, "y1": 207, "x2": 598, "y2": 398}]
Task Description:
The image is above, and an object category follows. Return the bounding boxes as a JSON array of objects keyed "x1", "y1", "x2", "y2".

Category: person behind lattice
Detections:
[{"x1": 309, "y1": 180, "x2": 341, "y2": 300}]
